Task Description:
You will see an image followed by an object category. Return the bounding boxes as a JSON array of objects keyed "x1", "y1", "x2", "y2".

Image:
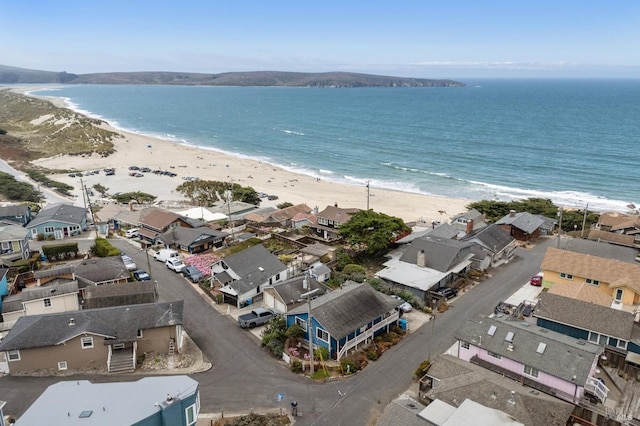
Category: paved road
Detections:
[
  {"x1": 0, "y1": 159, "x2": 73, "y2": 206},
  {"x1": 0, "y1": 236, "x2": 555, "y2": 424}
]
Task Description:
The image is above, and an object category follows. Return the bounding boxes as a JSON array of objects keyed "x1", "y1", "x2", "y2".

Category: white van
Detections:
[
  {"x1": 154, "y1": 249, "x2": 179, "y2": 263},
  {"x1": 125, "y1": 228, "x2": 139, "y2": 238}
]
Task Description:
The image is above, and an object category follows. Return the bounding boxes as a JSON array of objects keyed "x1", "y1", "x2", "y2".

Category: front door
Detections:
[
  {"x1": 615, "y1": 289, "x2": 624, "y2": 302},
  {"x1": 54, "y1": 229, "x2": 64, "y2": 240}
]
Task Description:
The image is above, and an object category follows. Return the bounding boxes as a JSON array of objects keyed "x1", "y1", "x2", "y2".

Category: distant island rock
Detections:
[{"x1": 0, "y1": 64, "x2": 465, "y2": 88}]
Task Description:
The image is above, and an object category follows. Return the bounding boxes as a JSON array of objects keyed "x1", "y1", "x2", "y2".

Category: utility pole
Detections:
[
  {"x1": 581, "y1": 203, "x2": 589, "y2": 238},
  {"x1": 301, "y1": 287, "x2": 319, "y2": 375},
  {"x1": 556, "y1": 206, "x2": 563, "y2": 248},
  {"x1": 366, "y1": 181, "x2": 370, "y2": 211}
]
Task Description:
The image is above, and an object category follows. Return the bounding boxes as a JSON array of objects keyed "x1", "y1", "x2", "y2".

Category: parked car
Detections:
[
  {"x1": 133, "y1": 270, "x2": 151, "y2": 281},
  {"x1": 154, "y1": 249, "x2": 179, "y2": 262},
  {"x1": 436, "y1": 287, "x2": 458, "y2": 300},
  {"x1": 121, "y1": 255, "x2": 137, "y2": 271},
  {"x1": 267, "y1": 194, "x2": 279, "y2": 200},
  {"x1": 390, "y1": 295, "x2": 413, "y2": 313},
  {"x1": 530, "y1": 275, "x2": 543, "y2": 286},
  {"x1": 182, "y1": 265, "x2": 203, "y2": 283},
  {"x1": 125, "y1": 228, "x2": 139, "y2": 238},
  {"x1": 238, "y1": 308, "x2": 278, "y2": 329},
  {"x1": 166, "y1": 257, "x2": 186, "y2": 273}
]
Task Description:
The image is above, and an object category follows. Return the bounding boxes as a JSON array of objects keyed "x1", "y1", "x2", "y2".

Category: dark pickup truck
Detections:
[{"x1": 238, "y1": 308, "x2": 278, "y2": 329}]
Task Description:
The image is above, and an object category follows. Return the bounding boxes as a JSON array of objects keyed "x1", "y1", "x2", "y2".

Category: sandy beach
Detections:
[{"x1": 23, "y1": 89, "x2": 470, "y2": 224}]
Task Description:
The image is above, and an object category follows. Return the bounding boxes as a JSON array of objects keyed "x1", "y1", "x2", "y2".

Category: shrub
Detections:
[
  {"x1": 93, "y1": 237, "x2": 120, "y2": 257},
  {"x1": 340, "y1": 358, "x2": 357, "y2": 374},
  {"x1": 343, "y1": 264, "x2": 366, "y2": 275},
  {"x1": 290, "y1": 360, "x2": 303, "y2": 373},
  {"x1": 414, "y1": 360, "x2": 431, "y2": 379},
  {"x1": 311, "y1": 370, "x2": 330, "y2": 380},
  {"x1": 42, "y1": 243, "x2": 79, "y2": 261},
  {"x1": 366, "y1": 350, "x2": 379, "y2": 361},
  {"x1": 367, "y1": 277, "x2": 385, "y2": 291},
  {"x1": 285, "y1": 323, "x2": 305, "y2": 339},
  {"x1": 314, "y1": 346, "x2": 330, "y2": 361},
  {"x1": 261, "y1": 316, "x2": 287, "y2": 357}
]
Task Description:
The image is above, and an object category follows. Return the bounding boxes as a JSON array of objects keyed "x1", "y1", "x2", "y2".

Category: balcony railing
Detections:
[{"x1": 337, "y1": 311, "x2": 399, "y2": 360}]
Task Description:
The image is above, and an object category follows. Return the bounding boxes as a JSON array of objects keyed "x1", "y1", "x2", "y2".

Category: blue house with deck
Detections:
[{"x1": 286, "y1": 282, "x2": 399, "y2": 361}]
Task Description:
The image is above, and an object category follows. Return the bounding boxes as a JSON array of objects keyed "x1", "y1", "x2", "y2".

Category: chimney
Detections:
[
  {"x1": 510, "y1": 210, "x2": 516, "y2": 217},
  {"x1": 313, "y1": 206, "x2": 318, "y2": 215},
  {"x1": 69, "y1": 318, "x2": 75, "y2": 326},
  {"x1": 302, "y1": 276, "x2": 308, "y2": 290},
  {"x1": 334, "y1": 202, "x2": 338, "y2": 207},
  {"x1": 417, "y1": 249, "x2": 427, "y2": 268},
  {"x1": 508, "y1": 390, "x2": 516, "y2": 405},
  {"x1": 466, "y1": 218, "x2": 474, "y2": 235}
]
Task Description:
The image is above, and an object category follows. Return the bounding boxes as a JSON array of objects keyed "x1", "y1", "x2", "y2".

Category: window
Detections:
[
  {"x1": 618, "y1": 340, "x2": 628, "y2": 350},
  {"x1": 185, "y1": 404, "x2": 196, "y2": 426},
  {"x1": 460, "y1": 341, "x2": 470, "y2": 350},
  {"x1": 44, "y1": 226, "x2": 55, "y2": 233},
  {"x1": 615, "y1": 289, "x2": 624, "y2": 302},
  {"x1": 487, "y1": 351, "x2": 501, "y2": 360},
  {"x1": 523, "y1": 364, "x2": 539, "y2": 378},
  {"x1": 58, "y1": 361, "x2": 68, "y2": 371},
  {"x1": 295, "y1": 317, "x2": 307, "y2": 332},
  {"x1": 81, "y1": 337, "x2": 94, "y2": 349},
  {"x1": 7, "y1": 349, "x2": 20, "y2": 361},
  {"x1": 43, "y1": 298, "x2": 52, "y2": 308},
  {"x1": 585, "y1": 278, "x2": 600, "y2": 286},
  {"x1": 275, "y1": 273, "x2": 281, "y2": 281},
  {"x1": 559, "y1": 273, "x2": 573, "y2": 280},
  {"x1": 31, "y1": 228, "x2": 37, "y2": 237},
  {"x1": 1, "y1": 241, "x2": 10, "y2": 251},
  {"x1": 316, "y1": 328, "x2": 329, "y2": 342},
  {"x1": 137, "y1": 329, "x2": 143, "y2": 338},
  {"x1": 589, "y1": 332, "x2": 599, "y2": 343},
  {"x1": 599, "y1": 335, "x2": 608, "y2": 345}
]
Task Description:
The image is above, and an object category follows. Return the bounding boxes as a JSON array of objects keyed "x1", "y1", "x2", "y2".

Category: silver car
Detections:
[{"x1": 391, "y1": 295, "x2": 413, "y2": 313}]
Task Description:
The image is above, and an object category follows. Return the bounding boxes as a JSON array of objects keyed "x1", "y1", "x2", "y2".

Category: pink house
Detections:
[{"x1": 455, "y1": 316, "x2": 607, "y2": 404}]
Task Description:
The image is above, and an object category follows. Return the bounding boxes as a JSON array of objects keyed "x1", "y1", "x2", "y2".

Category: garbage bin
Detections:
[{"x1": 399, "y1": 319, "x2": 408, "y2": 331}]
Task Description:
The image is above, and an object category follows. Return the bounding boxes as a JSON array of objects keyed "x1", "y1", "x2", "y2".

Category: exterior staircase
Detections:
[
  {"x1": 169, "y1": 338, "x2": 175, "y2": 356},
  {"x1": 109, "y1": 349, "x2": 135, "y2": 373}
]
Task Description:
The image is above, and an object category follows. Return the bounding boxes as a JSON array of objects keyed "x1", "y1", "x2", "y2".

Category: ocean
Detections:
[{"x1": 32, "y1": 79, "x2": 640, "y2": 213}]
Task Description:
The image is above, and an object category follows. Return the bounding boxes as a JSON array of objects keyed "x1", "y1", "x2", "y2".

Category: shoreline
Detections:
[{"x1": 15, "y1": 87, "x2": 471, "y2": 223}]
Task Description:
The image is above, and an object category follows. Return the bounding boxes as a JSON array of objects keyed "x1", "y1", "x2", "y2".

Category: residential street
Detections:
[{"x1": 0, "y1": 236, "x2": 555, "y2": 425}]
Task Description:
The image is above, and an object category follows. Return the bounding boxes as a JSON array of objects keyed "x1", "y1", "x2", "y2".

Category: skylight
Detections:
[
  {"x1": 505, "y1": 331, "x2": 514, "y2": 342},
  {"x1": 487, "y1": 325, "x2": 497, "y2": 336},
  {"x1": 537, "y1": 342, "x2": 547, "y2": 354}
]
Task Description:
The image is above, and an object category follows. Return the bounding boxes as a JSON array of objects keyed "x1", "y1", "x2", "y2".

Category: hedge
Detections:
[{"x1": 42, "y1": 243, "x2": 79, "y2": 261}]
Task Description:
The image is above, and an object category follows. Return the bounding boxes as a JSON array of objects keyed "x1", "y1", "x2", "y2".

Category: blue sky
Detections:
[{"x1": 2, "y1": 1, "x2": 639, "y2": 78}]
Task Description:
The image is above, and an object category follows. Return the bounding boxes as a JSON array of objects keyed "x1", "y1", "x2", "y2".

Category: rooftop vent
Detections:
[
  {"x1": 258, "y1": 267, "x2": 264, "y2": 272},
  {"x1": 69, "y1": 318, "x2": 75, "y2": 326},
  {"x1": 576, "y1": 340, "x2": 586, "y2": 345}
]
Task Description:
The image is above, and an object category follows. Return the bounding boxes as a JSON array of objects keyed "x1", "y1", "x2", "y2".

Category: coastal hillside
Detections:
[{"x1": 0, "y1": 65, "x2": 465, "y2": 88}]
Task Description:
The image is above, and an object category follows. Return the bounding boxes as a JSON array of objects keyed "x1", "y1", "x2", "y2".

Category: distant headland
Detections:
[{"x1": 0, "y1": 64, "x2": 465, "y2": 88}]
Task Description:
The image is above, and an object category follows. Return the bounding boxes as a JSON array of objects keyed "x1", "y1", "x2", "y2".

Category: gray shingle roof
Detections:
[
  {"x1": 288, "y1": 282, "x2": 398, "y2": 340},
  {"x1": 0, "y1": 222, "x2": 29, "y2": 240},
  {"x1": 268, "y1": 275, "x2": 327, "y2": 306},
  {"x1": 28, "y1": 203, "x2": 87, "y2": 227},
  {"x1": 425, "y1": 355, "x2": 574, "y2": 426},
  {"x1": 455, "y1": 315, "x2": 601, "y2": 384},
  {"x1": 0, "y1": 300, "x2": 183, "y2": 350},
  {"x1": 222, "y1": 244, "x2": 287, "y2": 294},
  {"x1": 534, "y1": 291, "x2": 634, "y2": 340},
  {"x1": 558, "y1": 237, "x2": 639, "y2": 263},
  {"x1": 74, "y1": 256, "x2": 131, "y2": 286},
  {"x1": 461, "y1": 224, "x2": 515, "y2": 253},
  {"x1": 21, "y1": 281, "x2": 79, "y2": 301},
  {"x1": 495, "y1": 212, "x2": 545, "y2": 234},
  {"x1": 399, "y1": 237, "x2": 472, "y2": 272},
  {"x1": 397, "y1": 223, "x2": 458, "y2": 244},
  {"x1": 159, "y1": 226, "x2": 225, "y2": 248}
]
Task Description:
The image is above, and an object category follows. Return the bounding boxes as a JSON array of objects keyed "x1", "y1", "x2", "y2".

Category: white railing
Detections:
[
  {"x1": 337, "y1": 311, "x2": 399, "y2": 360},
  {"x1": 107, "y1": 345, "x2": 112, "y2": 372},
  {"x1": 585, "y1": 376, "x2": 609, "y2": 403},
  {"x1": 132, "y1": 342, "x2": 138, "y2": 370}
]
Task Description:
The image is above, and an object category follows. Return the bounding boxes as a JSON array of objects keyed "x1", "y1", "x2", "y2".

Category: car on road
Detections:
[
  {"x1": 133, "y1": 270, "x2": 151, "y2": 281},
  {"x1": 182, "y1": 265, "x2": 203, "y2": 283},
  {"x1": 125, "y1": 228, "x2": 139, "y2": 238},
  {"x1": 166, "y1": 257, "x2": 186, "y2": 273},
  {"x1": 390, "y1": 295, "x2": 413, "y2": 313},
  {"x1": 436, "y1": 287, "x2": 458, "y2": 300},
  {"x1": 530, "y1": 275, "x2": 543, "y2": 286}
]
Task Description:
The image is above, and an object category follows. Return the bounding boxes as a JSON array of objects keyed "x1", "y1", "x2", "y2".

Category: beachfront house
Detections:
[
  {"x1": 0, "y1": 221, "x2": 30, "y2": 265},
  {"x1": 375, "y1": 236, "x2": 474, "y2": 301},
  {"x1": 540, "y1": 247, "x2": 640, "y2": 308},
  {"x1": 460, "y1": 224, "x2": 517, "y2": 269},
  {"x1": 17, "y1": 376, "x2": 200, "y2": 426},
  {"x1": 0, "y1": 301, "x2": 184, "y2": 375},
  {"x1": 0, "y1": 204, "x2": 33, "y2": 226},
  {"x1": 312, "y1": 204, "x2": 360, "y2": 240},
  {"x1": 450, "y1": 208, "x2": 487, "y2": 237},
  {"x1": 25, "y1": 203, "x2": 88, "y2": 240},
  {"x1": 285, "y1": 282, "x2": 399, "y2": 361},
  {"x1": 245, "y1": 203, "x2": 313, "y2": 228},
  {"x1": 456, "y1": 315, "x2": 606, "y2": 404},
  {"x1": 494, "y1": 210, "x2": 545, "y2": 242},
  {"x1": 213, "y1": 244, "x2": 288, "y2": 308}
]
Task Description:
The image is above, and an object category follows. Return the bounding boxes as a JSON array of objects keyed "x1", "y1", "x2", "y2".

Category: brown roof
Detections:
[
  {"x1": 291, "y1": 212, "x2": 317, "y2": 225},
  {"x1": 317, "y1": 205, "x2": 359, "y2": 223},
  {"x1": 587, "y1": 229, "x2": 636, "y2": 247},
  {"x1": 597, "y1": 212, "x2": 637, "y2": 228},
  {"x1": 610, "y1": 215, "x2": 640, "y2": 231},
  {"x1": 139, "y1": 208, "x2": 181, "y2": 231},
  {"x1": 547, "y1": 281, "x2": 613, "y2": 306},
  {"x1": 269, "y1": 203, "x2": 312, "y2": 222},
  {"x1": 541, "y1": 247, "x2": 640, "y2": 294}
]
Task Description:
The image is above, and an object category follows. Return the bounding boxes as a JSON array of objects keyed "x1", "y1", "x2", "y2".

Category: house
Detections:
[
  {"x1": 286, "y1": 282, "x2": 399, "y2": 360},
  {"x1": 0, "y1": 204, "x2": 33, "y2": 226},
  {"x1": 212, "y1": 244, "x2": 288, "y2": 308},
  {"x1": 137, "y1": 207, "x2": 194, "y2": 245},
  {"x1": 0, "y1": 268, "x2": 8, "y2": 314},
  {"x1": 158, "y1": 226, "x2": 226, "y2": 254},
  {"x1": 450, "y1": 208, "x2": 487, "y2": 237},
  {"x1": 540, "y1": 247, "x2": 640, "y2": 308},
  {"x1": 461, "y1": 224, "x2": 517, "y2": 269},
  {"x1": 74, "y1": 256, "x2": 131, "y2": 289},
  {"x1": 209, "y1": 200, "x2": 259, "y2": 222},
  {"x1": 558, "y1": 237, "x2": 639, "y2": 263},
  {"x1": 312, "y1": 204, "x2": 359, "y2": 240},
  {"x1": 595, "y1": 212, "x2": 640, "y2": 236},
  {"x1": 417, "y1": 354, "x2": 574, "y2": 426},
  {"x1": 1, "y1": 280, "x2": 80, "y2": 324},
  {"x1": 263, "y1": 274, "x2": 327, "y2": 313},
  {"x1": 246, "y1": 203, "x2": 312, "y2": 227},
  {"x1": 534, "y1": 292, "x2": 640, "y2": 377},
  {"x1": 456, "y1": 315, "x2": 605, "y2": 404},
  {"x1": 25, "y1": 203, "x2": 88, "y2": 240},
  {"x1": 376, "y1": 237, "x2": 474, "y2": 301},
  {"x1": 291, "y1": 211, "x2": 317, "y2": 229},
  {"x1": 176, "y1": 206, "x2": 228, "y2": 223},
  {"x1": 15, "y1": 376, "x2": 199, "y2": 426},
  {"x1": 587, "y1": 229, "x2": 637, "y2": 248},
  {"x1": 495, "y1": 211, "x2": 545, "y2": 241},
  {"x1": 534, "y1": 214, "x2": 557, "y2": 236},
  {"x1": 300, "y1": 242, "x2": 335, "y2": 268},
  {"x1": 0, "y1": 300, "x2": 184, "y2": 374},
  {"x1": 0, "y1": 222, "x2": 30, "y2": 265},
  {"x1": 396, "y1": 222, "x2": 458, "y2": 244},
  {"x1": 82, "y1": 280, "x2": 157, "y2": 309},
  {"x1": 309, "y1": 262, "x2": 331, "y2": 283}
]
